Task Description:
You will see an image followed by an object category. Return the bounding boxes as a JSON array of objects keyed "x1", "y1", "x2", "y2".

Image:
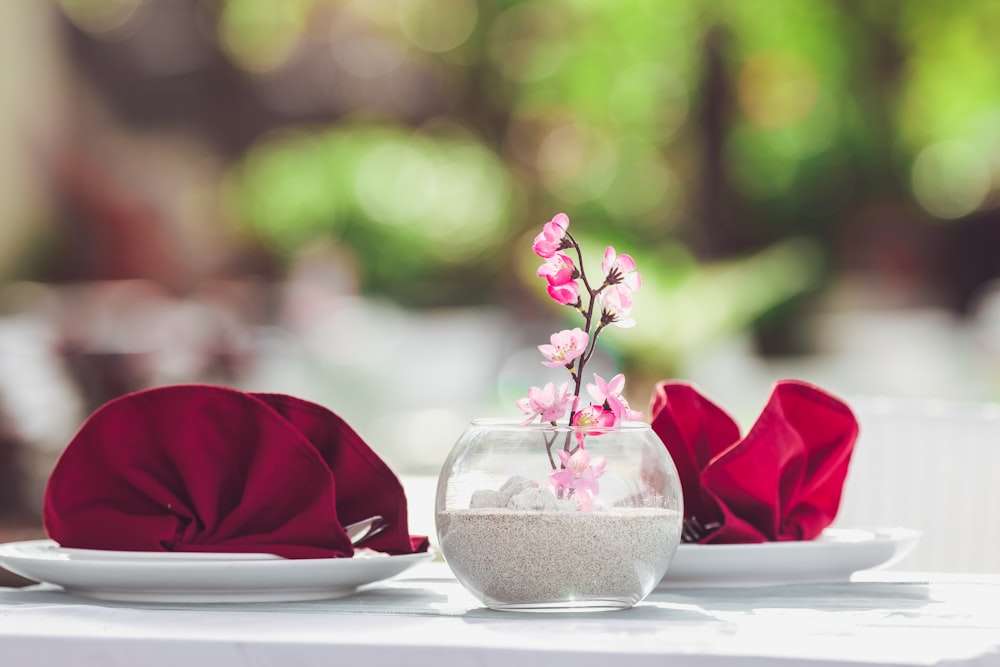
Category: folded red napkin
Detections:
[
  {"x1": 44, "y1": 385, "x2": 428, "y2": 559},
  {"x1": 649, "y1": 380, "x2": 858, "y2": 544}
]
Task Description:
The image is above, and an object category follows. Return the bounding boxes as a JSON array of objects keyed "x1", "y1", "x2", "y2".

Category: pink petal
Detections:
[
  {"x1": 537, "y1": 253, "x2": 576, "y2": 286},
  {"x1": 549, "y1": 470, "x2": 573, "y2": 490},
  {"x1": 593, "y1": 408, "x2": 617, "y2": 428},
  {"x1": 568, "y1": 448, "x2": 591, "y2": 471},
  {"x1": 575, "y1": 490, "x2": 595, "y2": 511},
  {"x1": 547, "y1": 282, "x2": 580, "y2": 306},
  {"x1": 601, "y1": 246, "x2": 615, "y2": 275},
  {"x1": 589, "y1": 456, "x2": 607, "y2": 477},
  {"x1": 540, "y1": 402, "x2": 568, "y2": 422},
  {"x1": 616, "y1": 253, "x2": 636, "y2": 273},
  {"x1": 532, "y1": 234, "x2": 557, "y2": 259}
]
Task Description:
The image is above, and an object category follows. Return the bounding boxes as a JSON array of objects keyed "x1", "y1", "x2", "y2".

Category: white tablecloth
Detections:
[{"x1": 1, "y1": 564, "x2": 998, "y2": 667}]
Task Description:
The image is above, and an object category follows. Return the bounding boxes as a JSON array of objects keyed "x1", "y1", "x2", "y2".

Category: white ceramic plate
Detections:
[
  {"x1": 0, "y1": 540, "x2": 434, "y2": 603},
  {"x1": 660, "y1": 527, "x2": 921, "y2": 587}
]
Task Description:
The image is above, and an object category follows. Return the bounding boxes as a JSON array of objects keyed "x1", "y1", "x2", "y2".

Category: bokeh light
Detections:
[
  {"x1": 488, "y1": 2, "x2": 570, "y2": 84},
  {"x1": 911, "y1": 140, "x2": 992, "y2": 220},
  {"x1": 536, "y1": 121, "x2": 618, "y2": 204},
  {"x1": 57, "y1": 0, "x2": 143, "y2": 37},
  {"x1": 398, "y1": 0, "x2": 478, "y2": 53},
  {"x1": 218, "y1": 0, "x2": 309, "y2": 72}
]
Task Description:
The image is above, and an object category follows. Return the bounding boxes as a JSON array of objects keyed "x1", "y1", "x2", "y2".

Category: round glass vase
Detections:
[{"x1": 435, "y1": 419, "x2": 683, "y2": 611}]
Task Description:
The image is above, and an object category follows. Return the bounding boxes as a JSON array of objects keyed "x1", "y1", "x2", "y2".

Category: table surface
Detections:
[{"x1": 1, "y1": 563, "x2": 998, "y2": 667}]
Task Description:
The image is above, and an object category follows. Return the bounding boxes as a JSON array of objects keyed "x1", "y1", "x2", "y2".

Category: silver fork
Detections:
[{"x1": 343, "y1": 515, "x2": 388, "y2": 546}]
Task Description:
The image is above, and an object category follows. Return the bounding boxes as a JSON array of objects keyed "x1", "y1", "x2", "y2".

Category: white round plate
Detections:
[
  {"x1": 660, "y1": 527, "x2": 921, "y2": 588},
  {"x1": 0, "y1": 539, "x2": 434, "y2": 603}
]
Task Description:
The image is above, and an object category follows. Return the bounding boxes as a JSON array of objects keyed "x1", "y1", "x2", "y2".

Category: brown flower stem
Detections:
[
  {"x1": 563, "y1": 231, "x2": 610, "y2": 424},
  {"x1": 544, "y1": 430, "x2": 559, "y2": 469},
  {"x1": 565, "y1": 231, "x2": 592, "y2": 295}
]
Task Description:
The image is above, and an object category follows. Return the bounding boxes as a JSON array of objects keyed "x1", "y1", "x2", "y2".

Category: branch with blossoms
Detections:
[{"x1": 515, "y1": 213, "x2": 645, "y2": 498}]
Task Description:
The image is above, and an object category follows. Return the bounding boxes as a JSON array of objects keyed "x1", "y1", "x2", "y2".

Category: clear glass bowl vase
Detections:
[{"x1": 435, "y1": 419, "x2": 683, "y2": 611}]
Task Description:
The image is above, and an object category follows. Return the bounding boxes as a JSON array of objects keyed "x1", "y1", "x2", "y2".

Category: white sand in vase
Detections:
[{"x1": 438, "y1": 507, "x2": 681, "y2": 609}]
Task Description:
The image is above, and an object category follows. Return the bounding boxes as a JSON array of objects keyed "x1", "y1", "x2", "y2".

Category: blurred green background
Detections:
[{"x1": 3, "y1": 0, "x2": 1000, "y2": 520}]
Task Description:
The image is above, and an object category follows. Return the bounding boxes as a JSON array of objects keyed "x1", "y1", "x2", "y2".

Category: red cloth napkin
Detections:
[
  {"x1": 43, "y1": 385, "x2": 428, "y2": 558},
  {"x1": 650, "y1": 379, "x2": 858, "y2": 543}
]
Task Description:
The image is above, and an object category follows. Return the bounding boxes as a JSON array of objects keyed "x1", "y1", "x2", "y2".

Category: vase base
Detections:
[{"x1": 484, "y1": 598, "x2": 636, "y2": 612}]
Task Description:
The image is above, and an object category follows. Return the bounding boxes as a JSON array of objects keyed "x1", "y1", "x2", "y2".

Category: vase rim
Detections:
[{"x1": 469, "y1": 418, "x2": 651, "y2": 433}]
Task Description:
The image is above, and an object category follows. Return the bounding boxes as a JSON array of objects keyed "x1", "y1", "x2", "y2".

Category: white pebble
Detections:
[
  {"x1": 497, "y1": 475, "x2": 537, "y2": 505},
  {"x1": 506, "y1": 487, "x2": 559, "y2": 511},
  {"x1": 469, "y1": 489, "x2": 504, "y2": 508}
]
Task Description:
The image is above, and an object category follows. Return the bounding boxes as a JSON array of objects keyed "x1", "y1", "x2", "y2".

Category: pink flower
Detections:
[
  {"x1": 536, "y1": 252, "x2": 577, "y2": 286},
  {"x1": 549, "y1": 447, "x2": 607, "y2": 511},
  {"x1": 515, "y1": 381, "x2": 575, "y2": 425},
  {"x1": 587, "y1": 373, "x2": 643, "y2": 421},
  {"x1": 571, "y1": 404, "x2": 617, "y2": 430},
  {"x1": 587, "y1": 372, "x2": 625, "y2": 404},
  {"x1": 601, "y1": 246, "x2": 641, "y2": 290},
  {"x1": 538, "y1": 328, "x2": 589, "y2": 368},
  {"x1": 572, "y1": 489, "x2": 596, "y2": 511},
  {"x1": 598, "y1": 285, "x2": 635, "y2": 328},
  {"x1": 546, "y1": 281, "x2": 581, "y2": 307},
  {"x1": 559, "y1": 447, "x2": 607, "y2": 480},
  {"x1": 532, "y1": 213, "x2": 570, "y2": 258},
  {"x1": 608, "y1": 393, "x2": 643, "y2": 422}
]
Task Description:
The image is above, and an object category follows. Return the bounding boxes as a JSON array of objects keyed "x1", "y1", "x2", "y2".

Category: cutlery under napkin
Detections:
[
  {"x1": 43, "y1": 384, "x2": 428, "y2": 559},
  {"x1": 649, "y1": 379, "x2": 858, "y2": 544}
]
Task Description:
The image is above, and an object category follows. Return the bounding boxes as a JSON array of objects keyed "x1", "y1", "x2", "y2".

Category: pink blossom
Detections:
[
  {"x1": 546, "y1": 281, "x2": 581, "y2": 307},
  {"x1": 572, "y1": 489, "x2": 596, "y2": 511},
  {"x1": 601, "y1": 246, "x2": 641, "y2": 290},
  {"x1": 538, "y1": 328, "x2": 589, "y2": 368},
  {"x1": 598, "y1": 285, "x2": 635, "y2": 328},
  {"x1": 560, "y1": 447, "x2": 607, "y2": 479},
  {"x1": 587, "y1": 373, "x2": 625, "y2": 404},
  {"x1": 608, "y1": 393, "x2": 643, "y2": 422},
  {"x1": 515, "y1": 381, "x2": 575, "y2": 425},
  {"x1": 549, "y1": 447, "x2": 607, "y2": 511},
  {"x1": 536, "y1": 252, "x2": 577, "y2": 286},
  {"x1": 532, "y1": 213, "x2": 570, "y2": 258},
  {"x1": 571, "y1": 404, "x2": 618, "y2": 430},
  {"x1": 587, "y1": 373, "x2": 643, "y2": 422}
]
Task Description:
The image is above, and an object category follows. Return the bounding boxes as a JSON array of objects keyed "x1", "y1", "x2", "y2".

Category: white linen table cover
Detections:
[{"x1": 0, "y1": 563, "x2": 998, "y2": 667}]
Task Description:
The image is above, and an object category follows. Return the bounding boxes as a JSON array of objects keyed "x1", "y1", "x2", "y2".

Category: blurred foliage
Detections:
[
  {"x1": 52, "y1": 0, "x2": 1000, "y2": 370},
  {"x1": 226, "y1": 122, "x2": 513, "y2": 304}
]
